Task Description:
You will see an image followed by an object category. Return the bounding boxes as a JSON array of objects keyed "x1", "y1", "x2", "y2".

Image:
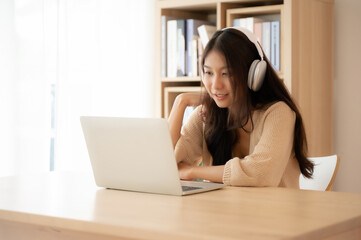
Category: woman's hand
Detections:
[
  {"x1": 177, "y1": 92, "x2": 204, "y2": 108},
  {"x1": 177, "y1": 162, "x2": 195, "y2": 181}
]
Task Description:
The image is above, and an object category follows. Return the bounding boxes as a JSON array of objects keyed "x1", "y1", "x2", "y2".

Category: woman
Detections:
[{"x1": 168, "y1": 27, "x2": 313, "y2": 188}]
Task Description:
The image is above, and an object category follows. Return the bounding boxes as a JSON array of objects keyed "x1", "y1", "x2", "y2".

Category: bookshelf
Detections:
[{"x1": 155, "y1": 0, "x2": 334, "y2": 157}]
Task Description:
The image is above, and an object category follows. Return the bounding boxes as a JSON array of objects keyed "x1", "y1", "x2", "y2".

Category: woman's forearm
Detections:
[
  {"x1": 168, "y1": 93, "x2": 203, "y2": 148},
  {"x1": 178, "y1": 162, "x2": 225, "y2": 183},
  {"x1": 192, "y1": 165, "x2": 225, "y2": 183}
]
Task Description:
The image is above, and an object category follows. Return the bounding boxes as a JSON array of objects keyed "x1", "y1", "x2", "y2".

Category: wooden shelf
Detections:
[
  {"x1": 227, "y1": 4, "x2": 282, "y2": 15},
  {"x1": 162, "y1": 76, "x2": 201, "y2": 82},
  {"x1": 164, "y1": 86, "x2": 204, "y2": 118}
]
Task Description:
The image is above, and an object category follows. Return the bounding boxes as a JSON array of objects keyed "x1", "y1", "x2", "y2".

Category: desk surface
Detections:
[{"x1": 0, "y1": 172, "x2": 361, "y2": 240}]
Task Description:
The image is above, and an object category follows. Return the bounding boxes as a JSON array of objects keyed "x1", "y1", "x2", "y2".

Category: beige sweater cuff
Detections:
[{"x1": 222, "y1": 160, "x2": 232, "y2": 185}]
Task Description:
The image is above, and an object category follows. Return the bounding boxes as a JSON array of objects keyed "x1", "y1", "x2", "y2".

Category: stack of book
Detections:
[
  {"x1": 161, "y1": 16, "x2": 216, "y2": 78},
  {"x1": 233, "y1": 15, "x2": 280, "y2": 71}
]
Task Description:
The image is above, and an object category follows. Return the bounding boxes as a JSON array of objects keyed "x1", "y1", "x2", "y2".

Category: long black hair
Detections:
[{"x1": 201, "y1": 28, "x2": 313, "y2": 178}]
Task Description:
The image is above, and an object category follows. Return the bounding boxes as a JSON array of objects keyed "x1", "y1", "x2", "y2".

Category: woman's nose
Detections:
[{"x1": 212, "y1": 75, "x2": 223, "y2": 90}]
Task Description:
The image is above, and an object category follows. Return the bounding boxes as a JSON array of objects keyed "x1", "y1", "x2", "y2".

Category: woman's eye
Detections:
[
  {"x1": 222, "y1": 72, "x2": 229, "y2": 76},
  {"x1": 204, "y1": 71, "x2": 212, "y2": 75}
]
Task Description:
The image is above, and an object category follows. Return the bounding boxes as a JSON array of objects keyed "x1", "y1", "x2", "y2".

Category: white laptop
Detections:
[{"x1": 80, "y1": 116, "x2": 226, "y2": 196}]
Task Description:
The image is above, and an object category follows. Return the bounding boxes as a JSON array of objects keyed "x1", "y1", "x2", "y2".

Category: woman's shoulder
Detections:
[
  {"x1": 254, "y1": 101, "x2": 295, "y2": 121},
  {"x1": 266, "y1": 101, "x2": 293, "y2": 113},
  {"x1": 250, "y1": 101, "x2": 296, "y2": 136}
]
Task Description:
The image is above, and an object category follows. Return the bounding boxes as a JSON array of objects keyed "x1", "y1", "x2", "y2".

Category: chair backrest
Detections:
[{"x1": 299, "y1": 155, "x2": 340, "y2": 191}]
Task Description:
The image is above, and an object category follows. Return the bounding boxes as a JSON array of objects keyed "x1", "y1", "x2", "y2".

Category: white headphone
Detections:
[{"x1": 201, "y1": 27, "x2": 267, "y2": 92}]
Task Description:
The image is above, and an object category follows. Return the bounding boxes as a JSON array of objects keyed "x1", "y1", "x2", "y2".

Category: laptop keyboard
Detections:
[{"x1": 182, "y1": 186, "x2": 203, "y2": 192}]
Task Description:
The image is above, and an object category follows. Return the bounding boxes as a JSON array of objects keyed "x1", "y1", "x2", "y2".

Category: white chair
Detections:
[{"x1": 299, "y1": 155, "x2": 340, "y2": 191}]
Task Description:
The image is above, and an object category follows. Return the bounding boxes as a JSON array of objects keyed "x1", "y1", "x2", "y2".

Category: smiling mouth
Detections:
[{"x1": 214, "y1": 93, "x2": 228, "y2": 100}]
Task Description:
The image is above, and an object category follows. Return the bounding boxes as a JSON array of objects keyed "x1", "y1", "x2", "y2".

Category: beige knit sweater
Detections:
[{"x1": 174, "y1": 101, "x2": 301, "y2": 188}]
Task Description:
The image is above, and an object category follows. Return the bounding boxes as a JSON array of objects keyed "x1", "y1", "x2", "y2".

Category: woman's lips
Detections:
[{"x1": 214, "y1": 93, "x2": 228, "y2": 100}]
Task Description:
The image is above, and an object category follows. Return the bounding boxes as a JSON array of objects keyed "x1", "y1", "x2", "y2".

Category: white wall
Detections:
[{"x1": 333, "y1": 0, "x2": 361, "y2": 193}]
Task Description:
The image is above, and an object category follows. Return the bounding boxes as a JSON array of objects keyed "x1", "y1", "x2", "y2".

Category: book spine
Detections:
[
  {"x1": 254, "y1": 22, "x2": 263, "y2": 44},
  {"x1": 191, "y1": 37, "x2": 198, "y2": 77},
  {"x1": 161, "y1": 16, "x2": 167, "y2": 78},
  {"x1": 167, "y1": 20, "x2": 177, "y2": 78},
  {"x1": 245, "y1": 17, "x2": 254, "y2": 32},
  {"x1": 197, "y1": 25, "x2": 216, "y2": 49},
  {"x1": 177, "y1": 20, "x2": 186, "y2": 76},
  {"x1": 197, "y1": 38, "x2": 203, "y2": 77},
  {"x1": 186, "y1": 20, "x2": 214, "y2": 76},
  {"x1": 271, "y1": 21, "x2": 280, "y2": 71},
  {"x1": 262, "y1": 21, "x2": 271, "y2": 60},
  {"x1": 232, "y1": 17, "x2": 253, "y2": 32},
  {"x1": 197, "y1": 25, "x2": 208, "y2": 49},
  {"x1": 233, "y1": 18, "x2": 241, "y2": 27},
  {"x1": 186, "y1": 19, "x2": 194, "y2": 77}
]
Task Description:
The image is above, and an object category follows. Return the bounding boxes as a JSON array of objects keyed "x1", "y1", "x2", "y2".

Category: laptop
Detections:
[{"x1": 80, "y1": 116, "x2": 226, "y2": 196}]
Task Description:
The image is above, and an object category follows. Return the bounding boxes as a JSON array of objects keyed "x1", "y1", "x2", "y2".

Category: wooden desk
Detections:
[{"x1": 0, "y1": 172, "x2": 361, "y2": 240}]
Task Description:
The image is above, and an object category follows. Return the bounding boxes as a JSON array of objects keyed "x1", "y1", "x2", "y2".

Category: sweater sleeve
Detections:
[
  {"x1": 174, "y1": 106, "x2": 204, "y2": 165},
  {"x1": 222, "y1": 102, "x2": 296, "y2": 187}
]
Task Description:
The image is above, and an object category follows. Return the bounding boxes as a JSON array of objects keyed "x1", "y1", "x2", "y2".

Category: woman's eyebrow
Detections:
[{"x1": 203, "y1": 65, "x2": 228, "y2": 70}]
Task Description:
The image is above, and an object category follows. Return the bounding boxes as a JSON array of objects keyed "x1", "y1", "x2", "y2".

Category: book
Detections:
[
  {"x1": 233, "y1": 18, "x2": 240, "y2": 27},
  {"x1": 166, "y1": 19, "x2": 186, "y2": 77},
  {"x1": 191, "y1": 36, "x2": 199, "y2": 77},
  {"x1": 161, "y1": 16, "x2": 177, "y2": 78},
  {"x1": 176, "y1": 20, "x2": 186, "y2": 76},
  {"x1": 233, "y1": 17, "x2": 254, "y2": 32},
  {"x1": 197, "y1": 38, "x2": 204, "y2": 76},
  {"x1": 167, "y1": 19, "x2": 178, "y2": 78},
  {"x1": 271, "y1": 21, "x2": 280, "y2": 71},
  {"x1": 197, "y1": 25, "x2": 217, "y2": 49},
  {"x1": 262, "y1": 21, "x2": 271, "y2": 60},
  {"x1": 186, "y1": 19, "x2": 213, "y2": 77},
  {"x1": 254, "y1": 22, "x2": 262, "y2": 44}
]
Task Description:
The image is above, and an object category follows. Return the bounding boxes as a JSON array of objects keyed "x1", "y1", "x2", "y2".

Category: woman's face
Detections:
[{"x1": 203, "y1": 50, "x2": 233, "y2": 108}]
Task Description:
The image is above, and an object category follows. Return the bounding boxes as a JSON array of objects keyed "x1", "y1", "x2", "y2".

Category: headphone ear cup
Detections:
[
  {"x1": 248, "y1": 60, "x2": 259, "y2": 90},
  {"x1": 248, "y1": 60, "x2": 267, "y2": 91}
]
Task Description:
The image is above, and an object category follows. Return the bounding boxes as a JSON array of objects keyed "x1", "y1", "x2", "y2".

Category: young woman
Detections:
[{"x1": 168, "y1": 27, "x2": 313, "y2": 188}]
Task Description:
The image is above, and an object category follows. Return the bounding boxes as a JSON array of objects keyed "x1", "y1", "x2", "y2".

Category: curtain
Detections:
[{"x1": 0, "y1": 0, "x2": 155, "y2": 176}]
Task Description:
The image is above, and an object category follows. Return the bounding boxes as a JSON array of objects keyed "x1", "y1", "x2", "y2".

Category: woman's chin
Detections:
[{"x1": 214, "y1": 101, "x2": 231, "y2": 108}]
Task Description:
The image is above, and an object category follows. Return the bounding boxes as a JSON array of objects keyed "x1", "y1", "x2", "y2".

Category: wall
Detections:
[{"x1": 333, "y1": 0, "x2": 361, "y2": 193}]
